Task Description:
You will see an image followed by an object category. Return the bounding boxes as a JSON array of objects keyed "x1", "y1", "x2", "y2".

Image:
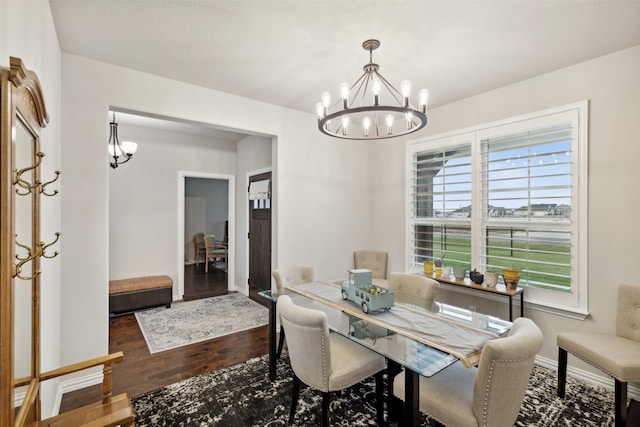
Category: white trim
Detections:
[{"x1": 177, "y1": 171, "x2": 236, "y2": 298}]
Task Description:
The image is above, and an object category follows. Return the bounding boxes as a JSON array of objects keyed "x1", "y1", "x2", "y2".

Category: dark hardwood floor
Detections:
[{"x1": 60, "y1": 263, "x2": 270, "y2": 412}]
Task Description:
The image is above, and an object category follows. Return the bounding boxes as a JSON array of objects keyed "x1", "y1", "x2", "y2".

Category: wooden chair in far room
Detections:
[
  {"x1": 204, "y1": 234, "x2": 227, "y2": 273},
  {"x1": 388, "y1": 272, "x2": 440, "y2": 311},
  {"x1": 272, "y1": 266, "x2": 314, "y2": 358},
  {"x1": 278, "y1": 295, "x2": 386, "y2": 427},
  {"x1": 193, "y1": 232, "x2": 206, "y2": 266},
  {"x1": 557, "y1": 284, "x2": 640, "y2": 427},
  {"x1": 354, "y1": 250, "x2": 388, "y2": 286},
  {"x1": 393, "y1": 317, "x2": 543, "y2": 427}
]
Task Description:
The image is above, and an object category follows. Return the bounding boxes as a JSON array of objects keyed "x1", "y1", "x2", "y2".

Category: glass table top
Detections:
[{"x1": 258, "y1": 287, "x2": 511, "y2": 377}]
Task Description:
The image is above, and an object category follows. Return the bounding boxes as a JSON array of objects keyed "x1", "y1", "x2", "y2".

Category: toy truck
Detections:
[{"x1": 341, "y1": 269, "x2": 394, "y2": 313}]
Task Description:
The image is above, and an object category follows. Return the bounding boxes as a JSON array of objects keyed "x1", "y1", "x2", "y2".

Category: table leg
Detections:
[
  {"x1": 508, "y1": 295, "x2": 513, "y2": 321},
  {"x1": 268, "y1": 298, "x2": 277, "y2": 381},
  {"x1": 520, "y1": 291, "x2": 524, "y2": 318},
  {"x1": 403, "y1": 369, "x2": 420, "y2": 427}
]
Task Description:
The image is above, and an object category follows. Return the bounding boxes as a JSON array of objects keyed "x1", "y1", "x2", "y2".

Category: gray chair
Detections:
[
  {"x1": 354, "y1": 250, "x2": 388, "y2": 286},
  {"x1": 277, "y1": 295, "x2": 386, "y2": 427},
  {"x1": 193, "y1": 232, "x2": 206, "y2": 265},
  {"x1": 393, "y1": 317, "x2": 543, "y2": 427},
  {"x1": 272, "y1": 266, "x2": 314, "y2": 358},
  {"x1": 204, "y1": 234, "x2": 227, "y2": 273},
  {"x1": 557, "y1": 284, "x2": 640, "y2": 427},
  {"x1": 388, "y1": 272, "x2": 439, "y2": 310}
]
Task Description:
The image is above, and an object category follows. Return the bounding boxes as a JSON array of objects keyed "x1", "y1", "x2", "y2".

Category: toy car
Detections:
[{"x1": 341, "y1": 269, "x2": 394, "y2": 313}]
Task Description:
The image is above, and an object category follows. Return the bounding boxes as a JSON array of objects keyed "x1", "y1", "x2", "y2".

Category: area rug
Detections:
[
  {"x1": 134, "y1": 293, "x2": 268, "y2": 353},
  {"x1": 131, "y1": 352, "x2": 615, "y2": 426}
]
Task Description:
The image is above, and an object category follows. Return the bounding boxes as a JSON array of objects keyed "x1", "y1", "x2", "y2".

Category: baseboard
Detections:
[
  {"x1": 51, "y1": 371, "x2": 103, "y2": 416},
  {"x1": 535, "y1": 354, "x2": 640, "y2": 400}
]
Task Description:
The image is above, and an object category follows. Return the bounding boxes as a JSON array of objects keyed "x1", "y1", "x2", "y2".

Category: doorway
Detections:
[
  {"x1": 248, "y1": 171, "x2": 272, "y2": 301},
  {"x1": 177, "y1": 171, "x2": 235, "y2": 300}
]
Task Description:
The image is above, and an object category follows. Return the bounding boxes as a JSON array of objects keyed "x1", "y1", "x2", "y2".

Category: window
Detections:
[{"x1": 408, "y1": 102, "x2": 588, "y2": 317}]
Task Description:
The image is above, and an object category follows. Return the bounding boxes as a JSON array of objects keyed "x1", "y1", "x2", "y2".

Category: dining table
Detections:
[{"x1": 258, "y1": 280, "x2": 511, "y2": 427}]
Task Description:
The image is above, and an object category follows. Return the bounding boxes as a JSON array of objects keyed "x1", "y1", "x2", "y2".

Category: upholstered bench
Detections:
[{"x1": 109, "y1": 275, "x2": 173, "y2": 316}]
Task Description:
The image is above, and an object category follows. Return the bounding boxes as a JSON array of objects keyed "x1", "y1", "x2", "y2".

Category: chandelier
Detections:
[
  {"x1": 108, "y1": 112, "x2": 137, "y2": 169},
  {"x1": 316, "y1": 39, "x2": 429, "y2": 140}
]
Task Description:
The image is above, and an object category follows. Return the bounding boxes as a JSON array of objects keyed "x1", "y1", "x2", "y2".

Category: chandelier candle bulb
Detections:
[
  {"x1": 419, "y1": 88, "x2": 430, "y2": 113},
  {"x1": 339, "y1": 82, "x2": 349, "y2": 108},
  {"x1": 316, "y1": 39, "x2": 428, "y2": 140},
  {"x1": 363, "y1": 117, "x2": 371, "y2": 136},
  {"x1": 341, "y1": 116, "x2": 349, "y2": 135}
]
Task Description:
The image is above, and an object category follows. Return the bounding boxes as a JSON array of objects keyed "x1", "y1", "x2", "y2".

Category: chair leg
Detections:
[
  {"x1": 615, "y1": 379, "x2": 628, "y2": 427},
  {"x1": 375, "y1": 370, "x2": 384, "y2": 426},
  {"x1": 557, "y1": 347, "x2": 568, "y2": 398},
  {"x1": 277, "y1": 326, "x2": 285, "y2": 358},
  {"x1": 322, "y1": 392, "x2": 330, "y2": 427},
  {"x1": 289, "y1": 375, "x2": 300, "y2": 424}
]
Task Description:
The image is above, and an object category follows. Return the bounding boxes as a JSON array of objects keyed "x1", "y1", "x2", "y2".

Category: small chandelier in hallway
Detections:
[
  {"x1": 316, "y1": 39, "x2": 429, "y2": 140},
  {"x1": 108, "y1": 112, "x2": 137, "y2": 169}
]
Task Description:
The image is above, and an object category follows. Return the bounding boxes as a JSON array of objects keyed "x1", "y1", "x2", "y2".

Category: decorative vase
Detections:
[
  {"x1": 502, "y1": 268, "x2": 520, "y2": 290},
  {"x1": 485, "y1": 271, "x2": 499, "y2": 287},
  {"x1": 452, "y1": 267, "x2": 466, "y2": 281}
]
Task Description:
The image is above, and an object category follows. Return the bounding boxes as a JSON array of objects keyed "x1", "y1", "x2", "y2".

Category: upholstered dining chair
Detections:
[
  {"x1": 354, "y1": 250, "x2": 388, "y2": 286},
  {"x1": 557, "y1": 284, "x2": 640, "y2": 427},
  {"x1": 388, "y1": 272, "x2": 440, "y2": 310},
  {"x1": 193, "y1": 232, "x2": 206, "y2": 265},
  {"x1": 393, "y1": 317, "x2": 543, "y2": 427},
  {"x1": 203, "y1": 234, "x2": 227, "y2": 273},
  {"x1": 272, "y1": 266, "x2": 314, "y2": 358},
  {"x1": 277, "y1": 295, "x2": 386, "y2": 427}
]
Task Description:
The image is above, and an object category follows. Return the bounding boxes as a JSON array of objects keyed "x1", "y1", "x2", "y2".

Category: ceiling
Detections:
[{"x1": 50, "y1": 0, "x2": 640, "y2": 134}]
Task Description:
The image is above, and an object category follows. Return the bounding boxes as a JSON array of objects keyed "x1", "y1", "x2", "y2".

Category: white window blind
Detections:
[{"x1": 408, "y1": 102, "x2": 588, "y2": 316}]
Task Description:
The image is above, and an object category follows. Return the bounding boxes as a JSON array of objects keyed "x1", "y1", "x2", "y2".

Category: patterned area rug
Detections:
[
  {"x1": 134, "y1": 293, "x2": 268, "y2": 353},
  {"x1": 131, "y1": 352, "x2": 615, "y2": 426}
]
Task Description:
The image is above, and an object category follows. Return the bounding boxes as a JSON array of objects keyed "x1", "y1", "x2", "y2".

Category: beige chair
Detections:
[
  {"x1": 388, "y1": 272, "x2": 439, "y2": 310},
  {"x1": 393, "y1": 317, "x2": 543, "y2": 427},
  {"x1": 204, "y1": 234, "x2": 227, "y2": 273},
  {"x1": 193, "y1": 232, "x2": 206, "y2": 265},
  {"x1": 277, "y1": 295, "x2": 386, "y2": 427},
  {"x1": 354, "y1": 250, "x2": 388, "y2": 286},
  {"x1": 272, "y1": 266, "x2": 314, "y2": 358},
  {"x1": 557, "y1": 284, "x2": 640, "y2": 427}
]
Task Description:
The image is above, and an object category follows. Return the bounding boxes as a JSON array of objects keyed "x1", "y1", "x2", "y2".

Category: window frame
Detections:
[{"x1": 406, "y1": 101, "x2": 589, "y2": 318}]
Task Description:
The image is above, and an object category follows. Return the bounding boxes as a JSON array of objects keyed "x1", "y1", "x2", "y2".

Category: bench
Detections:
[{"x1": 109, "y1": 275, "x2": 173, "y2": 316}]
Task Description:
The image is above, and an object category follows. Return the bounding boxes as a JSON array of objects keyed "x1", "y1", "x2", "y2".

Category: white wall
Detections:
[
  {"x1": 373, "y1": 45, "x2": 640, "y2": 389},
  {"x1": 60, "y1": 54, "x2": 372, "y2": 366},
  {"x1": 1, "y1": 0, "x2": 62, "y2": 417},
  {"x1": 108, "y1": 123, "x2": 236, "y2": 290}
]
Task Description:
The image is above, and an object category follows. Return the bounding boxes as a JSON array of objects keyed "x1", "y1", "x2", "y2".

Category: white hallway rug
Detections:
[{"x1": 135, "y1": 293, "x2": 268, "y2": 353}]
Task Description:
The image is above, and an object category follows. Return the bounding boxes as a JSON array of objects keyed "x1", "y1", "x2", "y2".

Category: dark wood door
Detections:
[{"x1": 248, "y1": 172, "x2": 271, "y2": 300}]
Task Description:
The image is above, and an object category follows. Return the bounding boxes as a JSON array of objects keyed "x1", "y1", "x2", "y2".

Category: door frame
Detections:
[
  {"x1": 177, "y1": 170, "x2": 235, "y2": 299},
  {"x1": 246, "y1": 167, "x2": 273, "y2": 292}
]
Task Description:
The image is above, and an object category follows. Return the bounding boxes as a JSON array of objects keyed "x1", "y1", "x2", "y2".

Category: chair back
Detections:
[
  {"x1": 616, "y1": 284, "x2": 640, "y2": 342},
  {"x1": 204, "y1": 234, "x2": 216, "y2": 250},
  {"x1": 388, "y1": 273, "x2": 439, "y2": 310},
  {"x1": 194, "y1": 232, "x2": 205, "y2": 248},
  {"x1": 354, "y1": 250, "x2": 388, "y2": 280},
  {"x1": 272, "y1": 267, "x2": 314, "y2": 292},
  {"x1": 472, "y1": 317, "x2": 543, "y2": 427},
  {"x1": 278, "y1": 295, "x2": 331, "y2": 391}
]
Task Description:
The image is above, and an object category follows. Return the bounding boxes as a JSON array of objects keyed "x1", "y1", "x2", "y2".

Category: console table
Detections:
[{"x1": 417, "y1": 272, "x2": 524, "y2": 321}]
